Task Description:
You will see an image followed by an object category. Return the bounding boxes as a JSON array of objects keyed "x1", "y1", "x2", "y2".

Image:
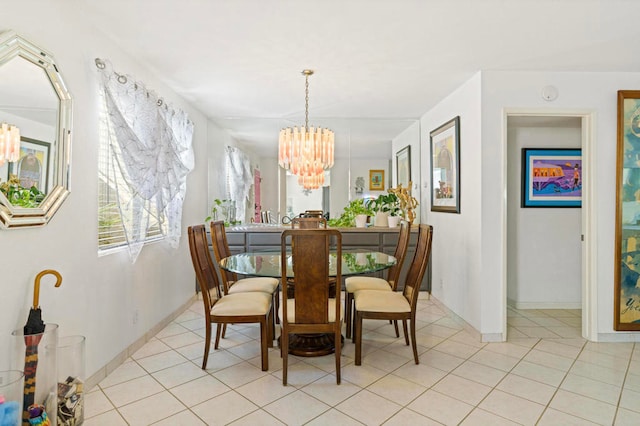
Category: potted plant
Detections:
[
  {"x1": 327, "y1": 198, "x2": 373, "y2": 227},
  {"x1": 366, "y1": 193, "x2": 399, "y2": 227}
]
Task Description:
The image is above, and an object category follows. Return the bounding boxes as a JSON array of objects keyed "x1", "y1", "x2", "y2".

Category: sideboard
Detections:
[{"x1": 210, "y1": 224, "x2": 431, "y2": 292}]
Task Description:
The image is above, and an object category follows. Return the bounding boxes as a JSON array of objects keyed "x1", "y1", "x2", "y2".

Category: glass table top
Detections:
[{"x1": 219, "y1": 249, "x2": 396, "y2": 278}]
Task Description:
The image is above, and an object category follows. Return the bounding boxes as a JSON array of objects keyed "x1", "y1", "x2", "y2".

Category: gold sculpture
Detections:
[{"x1": 389, "y1": 182, "x2": 418, "y2": 224}]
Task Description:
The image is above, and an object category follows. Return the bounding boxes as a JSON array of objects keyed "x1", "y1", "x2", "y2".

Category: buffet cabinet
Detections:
[{"x1": 213, "y1": 224, "x2": 431, "y2": 292}]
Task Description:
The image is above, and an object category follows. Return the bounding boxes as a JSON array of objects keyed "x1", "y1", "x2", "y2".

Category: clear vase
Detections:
[
  {"x1": 57, "y1": 335, "x2": 86, "y2": 425},
  {"x1": 0, "y1": 370, "x2": 25, "y2": 426},
  {"x1": 12, "y1": 323, "x2": 58, "y2": 426}
]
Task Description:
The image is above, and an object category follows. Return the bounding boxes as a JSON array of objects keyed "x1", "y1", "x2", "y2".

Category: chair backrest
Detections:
[
  {"x1": 209, "y1": 220, "x2": 238, "y2": 288},
  {"x1": 281, "y1": 229, "x2": 341, "y2": 325},
  {"x1": 291, "y1": 216, "x2": 327, "y2": 229},
  {"x1": 188, "y1": 225, "x2": 222, "y2": 317},
  {"x1": 402, "y1": 224, "x2": 434, "y2": 311},
  {"x1": 303, "y1": 210, "x2": 324, "y2": 218},
  {"x1": 386, "y1": 220, "x2": 411, "y2": 290}
]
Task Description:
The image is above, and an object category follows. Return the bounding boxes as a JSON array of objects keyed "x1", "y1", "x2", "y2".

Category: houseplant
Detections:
[
  {"x1": 327, "y1": 198, "x2": 373, "y2": 227},
  {"x1": 365, "y1": 193, "x2": 399, "y2": 227}
]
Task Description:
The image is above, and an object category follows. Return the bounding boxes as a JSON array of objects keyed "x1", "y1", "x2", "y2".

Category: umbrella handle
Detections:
[{"x1": 33, "y1": 269, "x2": 62, "y2": 309}]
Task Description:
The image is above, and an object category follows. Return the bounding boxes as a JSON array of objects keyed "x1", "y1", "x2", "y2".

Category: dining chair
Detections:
[
  {"x1": 345, "y1": 220, "x2": 411, "y2": 339},
  {"x1": 291, "y1": 216, "x2": 327, "y2": 229},
  {"x1": 353, "y1": 224, "x2": 433, "y2": 365},
  {"x1": 188, "y1": 224, "x2": 273, "y2": 371},
  {"x1": 280, "y1": 229, "x2": 343, "y2": 385},
  {"x1": 210, "y1": 220, "x2": 280, "y2": 332},
  {"x1": 303, "y1": 210, "x2": 324, "y2": 218}
]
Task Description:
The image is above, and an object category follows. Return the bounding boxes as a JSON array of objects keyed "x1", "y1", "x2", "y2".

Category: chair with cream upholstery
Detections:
[
  {"x1": 280, "y1": 229, "x2": 343, "y2": 385},
  {"x1": 291, "y1": 216, "x2": 327, "y2": 229},
  {"x1": 210, "y1": 220, "x2": 280, "y2": 333},
  {"x1": 345, "y1": 219, "x2": 411, "y2": 339},
  {"x1": 188, "y1": 224, "x2": 273, "y2": 371},
  {"x1": 353, "y1": 224, "x2": 433, "y2": 365}
]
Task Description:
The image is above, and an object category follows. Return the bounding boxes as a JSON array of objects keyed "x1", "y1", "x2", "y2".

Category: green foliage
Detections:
[
  {"x1": 366, "y1": 193, "x2": 401, "y2": 216},
  {"x1": 327, "y1": 198, "x2": 374, "y2": 227},
  {"x1": 0, "y1": 176, "x2": 45, "y2": 208}
]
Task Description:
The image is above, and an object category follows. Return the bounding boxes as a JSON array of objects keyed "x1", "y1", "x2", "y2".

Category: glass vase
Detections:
[
  {"x1": 56, "y1": 335, "x2": 86, "y2": 425},
  {"x1": 0, "y1": 370, "x2": 24, "y2": 426}
]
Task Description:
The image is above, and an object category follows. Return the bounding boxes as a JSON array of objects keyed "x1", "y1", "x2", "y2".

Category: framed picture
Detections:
[
  {"x1": 369, "y1": 169, "x2": 384, "y2": 191},
  {"x1": 615, "y1": 90, "x2": 640, "y2": 330},
  {"x1": 521, "y1": 148, "x2": 582, "y2": 208},
  {"x1": 430, "y1": 116, "x2": 460, "y2": 213},
  {"x1": 396, "y1": 145, "x2": 411, "y2": 188},
  {"x1": 9, "y1": 137, "x2": 50, "y2": 192}
]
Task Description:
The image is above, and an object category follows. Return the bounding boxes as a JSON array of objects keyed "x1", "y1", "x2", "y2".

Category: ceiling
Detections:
[{"x1": 77, "y1": 0, "x2": 640, "y2": 158}]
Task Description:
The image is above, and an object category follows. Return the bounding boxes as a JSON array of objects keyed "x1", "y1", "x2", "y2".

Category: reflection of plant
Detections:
[
  {"x1": 342, "y1": 252, "x2": 375, "y2": 273},
  {"x1": 205, "y1": 198, "x2": 241, "y2": 225},
  {"x1": 366, "y1": 193, "x2": 400, "y2": 216},
  {"x1": 327, "y1": 199, "x2": 373, "y2": 227},
  {"x1": 0, "y1": 174, "x2": 45, "y2": 207}
]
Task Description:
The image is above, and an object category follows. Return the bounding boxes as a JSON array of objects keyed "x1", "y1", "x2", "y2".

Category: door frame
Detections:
[{"x1": 502, "y1": 108, "x2": 597, "y2": 341}]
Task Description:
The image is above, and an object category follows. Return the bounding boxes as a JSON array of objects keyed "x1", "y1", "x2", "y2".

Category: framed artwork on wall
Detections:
[
  {"x1": 8, "y1": 137, "x2": 50, "y2": 192},
  {"x1": 521, "y1": 148, "x2": 582, "y2": 208},
  {"x1": 396, "y1": 145, "x2": 411, "y2": 188},
  {"x1": 430, "y1": 116, "x2": 460, "y2": 213},
  {"x1": 615, "y1": 90, "x2": 640, "y2": 330},
  {"x1": 369, "y1": 169, "x2": 384, "y2": 191}
]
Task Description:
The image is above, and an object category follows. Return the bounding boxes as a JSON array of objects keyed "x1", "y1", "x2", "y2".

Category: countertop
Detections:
[{"x1": 226, "y1": 224, "x2": 416, "y2": 233}]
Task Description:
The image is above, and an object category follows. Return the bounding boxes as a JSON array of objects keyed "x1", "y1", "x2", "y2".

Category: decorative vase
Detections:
[
  {"x1": 374, "y1": 212, "x2": 389, "y2": 227},
  {"x1": 387, "y1": 215, "x2": 401, "y2": 227},
  {"x1": 354, "y1": 214, "x2": 368, "y2": 228}
]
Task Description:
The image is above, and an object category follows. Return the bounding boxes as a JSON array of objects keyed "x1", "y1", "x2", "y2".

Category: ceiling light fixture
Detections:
[
  {"x1": 278, "y1": 69, "x2": 334, "y2": 190},
  {"x1": 0, "y1": 122, "x2": 20, "y2": 167}
]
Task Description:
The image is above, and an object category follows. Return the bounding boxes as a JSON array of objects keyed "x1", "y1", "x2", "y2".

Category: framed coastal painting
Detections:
[
  {"x1": 615, "y1": 90, "x2": 640, "y2": 330},
  {"x1": 430, "y1": 116, "x2": 460, "y2": 213},
  {"x1": 369, "y1": 169, "x2": 384, "y2": 191},
  {"x1": 521, "y1": 148, "x2": 582, "y2": 208},
  {"x1": 396, "y1": 145, "x2": 411, "y2": 188}
]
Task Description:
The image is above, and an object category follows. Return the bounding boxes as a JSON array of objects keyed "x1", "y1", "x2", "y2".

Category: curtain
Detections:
[
  {"x1": 97, "y1": 59, "x2": 194, "y2": 262},
  {"x1": 226, "y1": 146, "x2": 253, "y2": 222}
]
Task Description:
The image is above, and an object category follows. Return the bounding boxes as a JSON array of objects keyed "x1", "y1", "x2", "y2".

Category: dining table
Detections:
[{"x1": 219, "y1": 248, "x2": 396, "y2": 356}]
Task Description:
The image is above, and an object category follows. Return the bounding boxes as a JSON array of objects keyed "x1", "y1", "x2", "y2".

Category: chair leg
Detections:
[
  {"x1": 282, "y1": 330, "x2": 289, "y2": 385},
  {"x1": 221, "y1": 323, "x2": 227, "y2": 339},
  {"x1": 402, "y1": 319, "x2": 409, "y2": 345},
  {"x1": 274, "y1": 286, "x2": 280, "y2": 324},
  {"x1": 345, "y1": 292, "x2": 353, "y2": 339},
  {"x1": 214, "y1": 323, "x2": 223, "y2": 349},
  {"x1": 393, "y1": 320, "x2": 400, "y2": 338},
  {"x1": 355, "y1": 312, "x2": 362, "y2": 365},
  {"x1": 410, "y1": 316, "x2": 419, "y2": 364},
  {"x1": 260, "y1": 317, "x2": 269, "y2": 371},
  {"x1": 335, "y1": 327, "x2": 341, "y2": 384},
  {"x1": 202, "y1": 322, "x2": 212, "y2": 370},
  {"x1": 267, "y1": 306, "x2": 274, "y2": 348}
]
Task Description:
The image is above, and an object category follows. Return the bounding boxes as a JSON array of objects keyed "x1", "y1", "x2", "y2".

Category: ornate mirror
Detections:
[{"x1": 0, "y1": 30, "x2": 72, "y2": 228}]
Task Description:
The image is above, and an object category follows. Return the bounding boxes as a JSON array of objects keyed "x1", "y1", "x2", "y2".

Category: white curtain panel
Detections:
[
  {"x1": 98, "y1": 61, "x2": 194, "y2": 262},
  {"x1": 226, "y1": 146, "x2": 253, "y2": 222}
]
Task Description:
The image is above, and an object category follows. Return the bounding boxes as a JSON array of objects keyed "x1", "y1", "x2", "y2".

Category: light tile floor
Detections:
[{"x1": 84, "y1": 295, "x2": 640, "y2": 425}]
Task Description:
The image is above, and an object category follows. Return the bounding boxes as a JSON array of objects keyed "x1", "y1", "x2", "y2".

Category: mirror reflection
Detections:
[{"x1": 0, "y1": 30, "x2": 72, "y2": 229}]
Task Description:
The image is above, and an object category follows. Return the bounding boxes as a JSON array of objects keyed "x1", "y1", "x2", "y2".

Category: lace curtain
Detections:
[
  {"x1": 226, "y1": 146, "x2": 253, "y2": 222},
  {"x1": 97, "y1": 59, "x2": 194, "y2": 262}
]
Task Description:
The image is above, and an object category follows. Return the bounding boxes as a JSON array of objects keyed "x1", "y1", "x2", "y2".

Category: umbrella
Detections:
[{"x1": 21, "y1": 269, "x2": 62, "y2": 426}]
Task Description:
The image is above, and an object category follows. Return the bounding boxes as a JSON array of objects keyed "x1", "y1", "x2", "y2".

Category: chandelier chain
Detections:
[{"x1": 304, "y1": 74, "x2": 309, "y2": 131}]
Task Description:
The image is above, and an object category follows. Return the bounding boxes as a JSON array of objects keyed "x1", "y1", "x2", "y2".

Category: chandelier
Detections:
[
  {"x1": 278, "y1": 70, "x2": 334, "y2": 190},
  {"x1": 0, "y1": 122, "x2": 20, "y2": 167}
]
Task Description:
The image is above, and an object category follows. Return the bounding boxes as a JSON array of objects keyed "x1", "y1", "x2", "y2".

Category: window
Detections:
[{"x1": 97, "y1": 89, "x2": 165, "y2": 252}]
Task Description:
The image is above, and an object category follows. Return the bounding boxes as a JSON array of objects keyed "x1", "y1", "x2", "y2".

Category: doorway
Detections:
[{"x1": 503, "y1": 110, "x2": 595, "y2": 341}]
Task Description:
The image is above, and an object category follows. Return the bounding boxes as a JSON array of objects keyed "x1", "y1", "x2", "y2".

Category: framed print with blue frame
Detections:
[{"x1": 521, "y1": 148, "x2": 582, "y2": 208}]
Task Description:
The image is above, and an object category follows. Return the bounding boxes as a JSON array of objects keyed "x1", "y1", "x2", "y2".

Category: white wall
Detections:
[
  {"x1": 0, "y1": 4, "x2": 210, "y2": 377},
  {"x1": 421, "y1": 72, "x2": 483, "y2": 332},
  {"x1": 256, "y1": 158, "x2": 279, "y2": 218},
  {"x1": 482, "y1": 70, "x2": 640, "y2": 340},
  {"x1": 506, "y1": 124, "x2": 582, "y2": 308}
]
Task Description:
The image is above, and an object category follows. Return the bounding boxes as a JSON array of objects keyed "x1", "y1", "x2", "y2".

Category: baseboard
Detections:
[
  {"x1": 507, "y1": 298, "x2": 581, "y2": 310},
  {"x1": 85, "y1": 294, "x2": 197, "y2": 390},
  {"x1": 597, "y1": 332, "x2": 640, "y2": 342}
]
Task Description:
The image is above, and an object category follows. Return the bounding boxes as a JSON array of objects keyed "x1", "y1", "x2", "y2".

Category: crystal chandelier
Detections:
[
  {"x1": 278, "y1": 70, "x2": 334, "y2": 190},
  {"x1": 0, "y1": 122, "x2": 20, "y2": 167}
]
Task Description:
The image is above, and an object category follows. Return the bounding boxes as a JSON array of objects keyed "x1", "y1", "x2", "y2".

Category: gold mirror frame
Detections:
[{"x1": 0, "y1": 31, "x2": 72, "y2": 229}]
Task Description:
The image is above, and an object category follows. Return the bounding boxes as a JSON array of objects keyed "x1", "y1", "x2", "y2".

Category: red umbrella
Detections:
[{"x1": 21, "y1": 269, "x2": 62, "y2": 426}]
